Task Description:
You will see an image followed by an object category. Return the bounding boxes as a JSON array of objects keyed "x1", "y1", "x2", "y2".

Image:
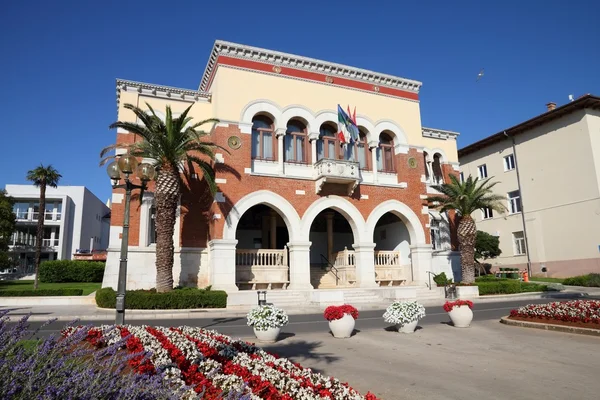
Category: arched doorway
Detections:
[
  {"x1": 308, "y1": 208, "x2": 356, "y2": 288},
  {"x1": 372, "y1": 212, "x2": 412, "y2": 286},
  {"x1": 235, "y1": 204, "x2": 290, "y2": 290}
]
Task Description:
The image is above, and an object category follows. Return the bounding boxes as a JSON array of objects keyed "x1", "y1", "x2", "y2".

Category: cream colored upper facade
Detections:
[{"x1": 459, "y1": 98, "x2": 600, "y2": 277}]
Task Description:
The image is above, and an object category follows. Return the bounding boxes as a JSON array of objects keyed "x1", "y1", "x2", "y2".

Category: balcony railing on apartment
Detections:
[
  {"x1": 314, "y1": 158, "x2": 360, "y2": 196},
  {"x1": 42, "y1": 239, "x2": 60, "y2": 247},
  {"x1": 15, "y1": 211, "x2": 61, "y2": 222}
]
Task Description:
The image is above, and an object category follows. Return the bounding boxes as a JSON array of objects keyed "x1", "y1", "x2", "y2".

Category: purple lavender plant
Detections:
[{"x1": 0, "y1": 311, "x2": 249, "y2": 399}]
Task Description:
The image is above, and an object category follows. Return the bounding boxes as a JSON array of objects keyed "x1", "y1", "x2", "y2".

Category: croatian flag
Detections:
[{"x1": 337, "y1": 105, "x2": 359, "y2": 144}]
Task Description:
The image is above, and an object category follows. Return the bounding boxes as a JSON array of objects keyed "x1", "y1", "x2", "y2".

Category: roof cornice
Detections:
[
  {"x1": 422, "y1": 127, "x2": 460, "y2": 140},
  {"x1": 116, "y1": 79, "x2": 211, "y2": 115},
  {"x1": 199, "y1": 40, "x2": 422, "y2": 94}
]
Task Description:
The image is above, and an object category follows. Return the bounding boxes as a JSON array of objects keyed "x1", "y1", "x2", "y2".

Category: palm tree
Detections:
[
  {"x1": 101, "y1": 103, "x2": 221, "y2": 293},
  {"x1": 427, "y1": 175, "x2": 506, "y2": 284},
  {"x1": 26, "y1": 164, "x2": 62, "y2": 289}
]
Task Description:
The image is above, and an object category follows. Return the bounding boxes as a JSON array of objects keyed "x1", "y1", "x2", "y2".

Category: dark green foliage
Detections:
[
  {"x1": 498, "y1": 267, "x2": 520, "y2": 279},
  {"x1": 475, "y1": 231, "x2": 502, "y2": 260},
  {"x1": 0, "y1": 288, "x2": 83, "y2": 296},
  {"x1": 95, "y1": 287, "x2": 227, "y2": 309},
  {"x1": 563, "y1": 273, "x2": 600, "y2": 287},
  {"x1": 39, "y1": 260, "x2": 105, "y2": 283},
  {"x1": 433, "y1": 272, "x2": 453, "y2": 286},
  {"x1": 0, "y1": 189, "x2": 16, "y2": 270},
  {"x1": 475, "y1": 280, "x2": 548, "y2": 295}
]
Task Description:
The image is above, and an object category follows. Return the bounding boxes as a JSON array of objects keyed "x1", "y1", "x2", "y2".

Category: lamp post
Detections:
[{"x1": 107, "y1": 155, "x2": 155, "y2": 325}]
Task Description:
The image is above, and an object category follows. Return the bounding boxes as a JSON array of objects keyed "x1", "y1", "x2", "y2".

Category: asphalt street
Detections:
[{"x1": 16, "y1": 296, "x2": 587, "y2": 339}]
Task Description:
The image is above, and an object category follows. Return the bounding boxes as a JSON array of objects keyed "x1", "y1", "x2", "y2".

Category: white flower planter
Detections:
[
  {"x1": 328, "y1": 313, "x2": 356, "y2": 338},
  {"x1": 397, "y1": 320, "x2": 418, "y2": 334},
  {"x1": 253, "y1": 327, "x2": 281, "y2": 343},
  {"x1": 448, "y1": 305, "x2": 473, "y2": 328}
]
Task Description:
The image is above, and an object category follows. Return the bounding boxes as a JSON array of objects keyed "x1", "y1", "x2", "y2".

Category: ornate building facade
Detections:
[{"x1": 102, "y1": 41, "x2": 461, "y2": 305}]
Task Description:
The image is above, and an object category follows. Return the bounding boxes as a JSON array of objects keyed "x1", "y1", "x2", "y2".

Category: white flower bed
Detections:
[
  {"x1": 383, "y1": 300, "x2": 426, "y2": 325},
  {"x1": 246, "y1": 305, "x2": 289, "y2": 331}
]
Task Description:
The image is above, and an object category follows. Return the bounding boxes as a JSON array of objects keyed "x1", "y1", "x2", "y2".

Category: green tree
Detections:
[
  {"x1": 101, "y1": 103, "x2": 221, "y2": 293},
  {"x1": 475, "y1": 230, "x2": 502, "y2": 261},
  {"x1": 26, "y1": 165, "x2": 62, "y2": 289},
  {"x1": 427, "y1": 175, "x2": 506, "y2": 284},
  {"x1": 0, "y1": 189, "x2": 16, "y2": 270}
]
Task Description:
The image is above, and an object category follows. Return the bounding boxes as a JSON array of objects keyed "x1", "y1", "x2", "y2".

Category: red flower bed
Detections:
[
  {"x1": 323, "y1": 304, "x2": 359, "y2": 321},
  {"x1": 509, "y1": 300, "x2": 600, "y2": 326},
  {"x1": 443, "y1": 299, "x2": 474, "y2": 312}
]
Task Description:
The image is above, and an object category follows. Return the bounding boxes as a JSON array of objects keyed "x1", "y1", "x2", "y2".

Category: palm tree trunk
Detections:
[
  {"x1": 154, "y1": 166, "x2": 180, "y2": 293},
  {"x1": 457, "y1": 215, "x2": 477, "y2": 284},
  {"x1": 33, "y1": 182, "x2": 46, "y2": 290}
]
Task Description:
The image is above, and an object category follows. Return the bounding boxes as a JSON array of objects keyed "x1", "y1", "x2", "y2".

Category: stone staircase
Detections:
[
  {"x1": 310, "y1": 266, "x2": 338, "y2": 289},
  {"x1": 416, "y1": 286, "x2": 445, "y2": 301}
]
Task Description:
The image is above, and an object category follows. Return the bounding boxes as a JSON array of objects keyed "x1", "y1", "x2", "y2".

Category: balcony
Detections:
[
  {"x1": 42, "y1": 239, "x2": 60, "y2": 248},
  {"x1": 314, "y1": 159, "x2": 360, "y2": 196}
]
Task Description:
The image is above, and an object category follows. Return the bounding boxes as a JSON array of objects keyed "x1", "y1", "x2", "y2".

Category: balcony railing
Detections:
[
  {"x1": 314, "y1": 158, "x2": 360, "y2": 196},
  {"x1": 15, "y1": 211, "x2": 61, "y2": 222},
  {"x1": 235, "y1": 248, "x2": 289, "y2": 290},
  {"x1": 42, "y1": 239, "x2": 60, "y2": 247},
  {"x1": 374, "y1": 250, "x2": 410, "y2": 286}
]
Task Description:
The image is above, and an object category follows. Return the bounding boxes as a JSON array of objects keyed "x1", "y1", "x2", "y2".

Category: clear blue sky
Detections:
[{"x1": 1, "y1": 0, "x2": 599, "y2": 202}]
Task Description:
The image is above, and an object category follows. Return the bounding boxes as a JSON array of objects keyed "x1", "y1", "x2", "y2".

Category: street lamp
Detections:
[
  {"x1": 107, "y1": 154, "x2": 155, "y2": 325},
  {"x1": 257, "y1": 290, "x2": 267, "y2": 306}
]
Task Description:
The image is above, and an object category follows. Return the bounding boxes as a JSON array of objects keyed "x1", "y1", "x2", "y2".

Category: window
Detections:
[
  {"x1": 13, "y1": 202, "x2": 30, "y2": 220},
  {"x1": 432, "y1": 153, "x2": 444, "y2": 184},
  {"x1": 507, "y1": 190, "x2": 522, "y2": 213},
  {"x1": 459, "y1": 172, "x2": 464, "y2": 183},
  {"x1": 354, "y1": 130, "x2": 369, "y2": 169},
  {"x1": 481, "y1": 207, "x2": 494, "y2": 219},
  {"x1": 513, "y1": 231, "x2": 526, "y2": 255},
  {"x1": 423, "y1": 152, "x2": 431, "y2": 182},
  {"x1": 430, "y1": 220, "x2": 441, "y2": 250},
  {"x1": 504, "y1": 154, "x2": 515, "y2": 171},
  {"x1": 251, "y1": 115, "x2": 275, "y2": 160},
  {"x1": 477, "y1": 164, "x2": 488, "y2": 178},
  {"x1": 317, "y1": 123, "x2": 338, "y2": 161},
  {"x1": 376, "y1": 132, "x2": 395, "y2": 173},
  {"x1": 284, "y1": 120, "x2": 308, "y2": 163},
  {"x1": 149, "y1": 205, "x2": 156, "y2": 244}
]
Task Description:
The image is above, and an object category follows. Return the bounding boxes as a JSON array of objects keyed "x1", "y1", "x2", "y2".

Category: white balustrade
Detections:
[
  {"x1": 374, "y1": 250, "x2": 409, "y2": 285},
  {"x1": 235, "y1": 247, "x2": 289, "y2": 290}
]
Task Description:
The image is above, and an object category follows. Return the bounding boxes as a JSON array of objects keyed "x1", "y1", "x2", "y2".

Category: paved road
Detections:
[{"x1": 17, "y1": 297, "x2": 585, "y2": 339}]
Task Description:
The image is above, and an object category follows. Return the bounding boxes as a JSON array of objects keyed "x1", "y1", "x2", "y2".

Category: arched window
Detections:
[
  {"x1": 285, "y1": 119, "x2": 308, "y2": 163},
  {"x1": 423, "y1": 151, "x2": 431, "y2": 182},
  {"x1": 251, "y1": 115, "x2": 275, "y2": 160},
  {"x1": 317, "y1": 123, "x2": 338, "y2": 161},
  {"x1": 433, "y1": 153, "x2": 444, "y2": 184},
  {"x1": 354, "y1": 129, "x2": 369, "y2": 169},
  {"x1": 149, "y1": 205, "x2": 157, "y2": 244},
  {"x1": 376, "y1": 132, "x2": 395, "y2": 173}
]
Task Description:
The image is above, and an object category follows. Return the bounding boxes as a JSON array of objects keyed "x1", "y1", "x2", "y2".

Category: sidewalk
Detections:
[{"x1": 1, "y1": 289, "x2": 591, "y2": 322}]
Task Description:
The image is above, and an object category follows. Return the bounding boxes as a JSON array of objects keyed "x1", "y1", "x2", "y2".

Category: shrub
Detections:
[
  {"x1": 433, "y1": 272, "x2": 453, "y2": 286},
  {"x1": 563, "y1": 273, "x2": 600, "y2": 287},
  {"x1": 95, "y1": 287, "x2": 227, "y2": 309},
  {"x1": 0, "y1": 289, "x2": 83, "y2": 296},
  {"x1": 39, "y1": 260, "x2": 105, "y2": 283},
  {"x1": 0, "y1": 312, "x2": 188, "y2": 399},
  {"x1": 246, "y1": 305, "x2": 289, "y2": 331},
  {"x1": 324, "y1": 304, "x2": 359, "y2": 321},
  {"x1": 476, "y1": 280, "x2": 548, "y2": 295}
]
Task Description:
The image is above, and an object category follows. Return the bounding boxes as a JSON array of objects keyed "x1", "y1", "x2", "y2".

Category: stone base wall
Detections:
[{"x1": 493, "y1": 258, "x2": 600, "y2": 278}]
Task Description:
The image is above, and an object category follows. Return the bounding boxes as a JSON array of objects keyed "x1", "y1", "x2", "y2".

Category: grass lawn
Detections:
[
  {"x1": 530, "y1": 277, "x2": 565, "y2": 284},
  {"x1": 0, "y1": 280, "x2": 101, "y2": 295}
]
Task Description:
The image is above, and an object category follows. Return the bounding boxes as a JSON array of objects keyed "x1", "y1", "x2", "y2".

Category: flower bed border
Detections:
[{"x1": 500, "y1": 316, "x2": 600, "y2": 337}]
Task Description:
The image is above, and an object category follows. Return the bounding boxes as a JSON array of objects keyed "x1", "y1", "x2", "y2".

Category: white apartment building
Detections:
[
  {"x1": 4, "y1": 185, "x2": 110, "y2": 272},
  {"x1": 459, "y1": 95, "x2": 600, "y2": 277}
]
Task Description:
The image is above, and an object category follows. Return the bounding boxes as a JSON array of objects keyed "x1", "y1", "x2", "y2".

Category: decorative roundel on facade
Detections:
[
  {"x1": 373, "y1": 85, "x2": 380, "y2": 92},
  {"x1": 408, "y1": 157, "x2": 417, "y2": 168},
  {"x1": 272, "y1": 65, "x2": 282, "y2": 74},
  {"x1": 228, "y1": 136, "x2": 242, "y2": 150},
  {"x1": 325, "y1": 76, "x2": 334, "y2": 83}
]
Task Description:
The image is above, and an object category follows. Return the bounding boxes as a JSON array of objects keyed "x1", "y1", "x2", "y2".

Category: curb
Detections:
[{"x1": 499, "y1": 316, "x2": 600, "y2": 337}]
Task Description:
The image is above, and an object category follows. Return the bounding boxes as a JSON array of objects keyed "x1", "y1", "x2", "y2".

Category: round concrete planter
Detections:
[
  {"x1": 397, "y1": 320, "x2": 418, "y2": 334},
  {"x1": 448, "y1": 305, "x2": 473, "y2": 328},
  {"x1": 329, "y1": 313, "x2": 356, "y2": 338},
  {"x1": 253, "y1": 327, "x2": 281, "y2": 343}
]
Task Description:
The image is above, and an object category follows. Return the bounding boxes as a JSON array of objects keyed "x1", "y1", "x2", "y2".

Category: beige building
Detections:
[{"x1": 459, "y1": 95, "x2": 600, "y2": 277}]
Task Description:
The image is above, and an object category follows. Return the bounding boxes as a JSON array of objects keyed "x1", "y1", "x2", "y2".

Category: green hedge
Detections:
[
  {"x1": 95, "y1": 287, "x2": 227, "y2": 309},
  {"x1": 476, "y1": 280, "x2": 548, "y2": 295},
  {"x1": 563, "y1": 273, "x2": 600, "y2": 287},
  {"x1": 39, "y1": 260, "x2": 105, "y2": 283},
  {"x1": 0, "y1": 289, "x2": 83, "y2": 296}
]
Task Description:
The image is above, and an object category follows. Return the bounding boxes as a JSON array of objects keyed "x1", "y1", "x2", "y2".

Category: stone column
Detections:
[
  {"x1": 269, "y1": 210, "x2": 277, "y2": 249},
  {"x1": 276, "y1": 128, "x2": 286, "y2": 175},
  {"x1": 325, "y1": 212, "x2": 334, "y2": 262},
  {"x1": 287, "y1": 241, "x2": 313, "y2": 290},
  {"x1": 209, "y1": 239, "x2": 239, "y2": 292},
  {"x1": 353, "y1": 242, "x2": 378, "y2": 287},
  {"x1": 368, "y1": 140, "x2": 379, "y2": 184},
  {"x1": 409, "y1": 244, "x2": 433, "y2": 285},
  {"x1": 309, "y1": 132, "x2": 319, "y2": 165}
]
